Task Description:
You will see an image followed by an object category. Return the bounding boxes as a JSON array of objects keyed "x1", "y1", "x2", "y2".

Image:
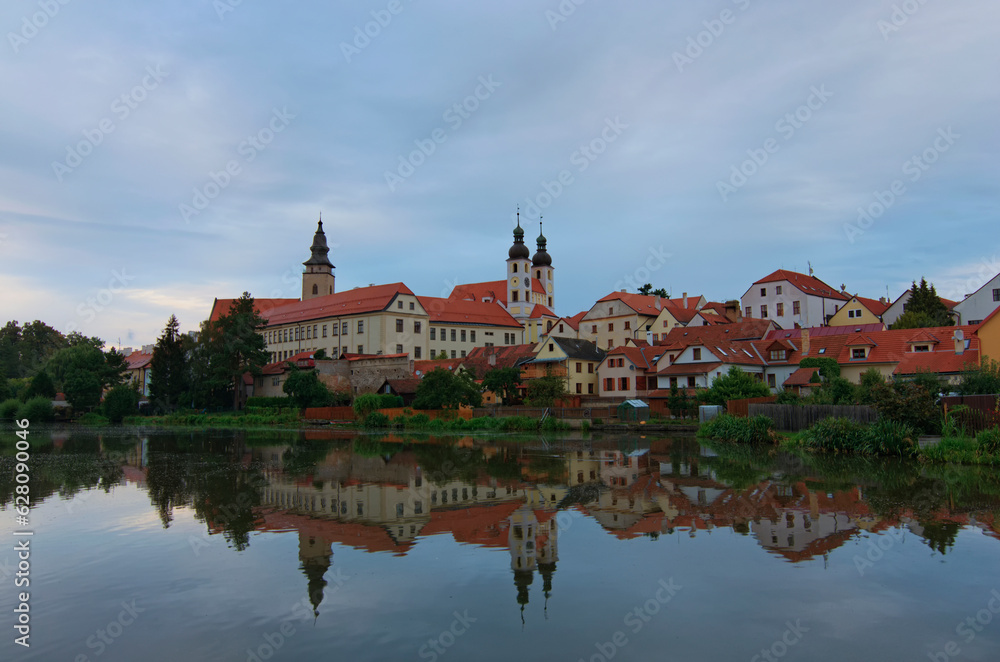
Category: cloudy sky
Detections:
[{"x1": 1, "y1": 0, "x2": 997, "y2": 347}]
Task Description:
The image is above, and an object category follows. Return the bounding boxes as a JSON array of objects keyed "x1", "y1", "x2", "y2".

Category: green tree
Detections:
[
  {"x1": 0, "y1": 374, "x2": 10, "y2": 402},
  {"x1": 213, "y1": 293, "x2": 270, "y2": 409},
  {"x1": 352, "y1": 393, "x2": 383, "y2": 417},
  {"x1": 481, "y1": 366, "x2": 523, "y2": 405},
  {"x1": 64, "y1": 368, "x2": 102, "y2": 412},
  {"x1": 282, "y1": 368, "x2": 333, "y2": 409},
  {"x1": 702, "y1": 366, "x2": 770, "y2": 406},
  {"x1": 637, "y1": 284, "x2": 668, "y2": 297},
  {"x1": 103, "y1": 383, "x2": 140, "y2": 423},
  {"x1": 891, "y1": 279, "x2": 953, "y2": 329},
  {"x1": 413, "y1": 368, "x2": 482, "y2": 409},
  {"x1": 652, "y1": 287, "x2": 669, "y2": 297},
  {"x1": 957, "y1": 358, "x2": 1000, "y2": 396},
  {"x1": 149, "y1": 315, "x2": 190, "y2": 412},
  {"x1": 638, "y1": 284, "x2": 653, "y2": 295},
  {"x1": 25, "y1": 370, "x2": 56, "y2": 400},
  {"x1": 47, "y1": 340, "x2": 127, "y2": 398},
  {"x1": 313, "y1": 348, "x2": 328, "y2": 360},
  {"x1": 524, "y1": 374, "x2": 568, "y2": 407},
  {"x1": 799, "y1": 357, "x2": 840, "y2": 380},
  {"x1": 187, "y1": 319, "x2": 230, "y2": 410},
  {"x1": 434, "y1": 350, "x2": 450, "y2": 360},
  {"x1": 0, "y1": 320, "x2": 67, "y2": 378}
]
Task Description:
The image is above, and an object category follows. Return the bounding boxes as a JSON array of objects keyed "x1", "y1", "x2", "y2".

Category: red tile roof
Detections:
[
  {"x1": 784, "y1": 367, "x2": 822, "y2": 386},
  {"x1": 418, "y1": 296, "x2": 522, "y2": 328},
  {"x1": 765, "y1": 324, "x2": 885, "y2": 340},
  {"x1": 462, "y1": 344, "x2": 537, "y2": 378},
  {"x1": 209, "y1": 297, "x2": 299, "y2": 323},
  {"x1": 751, "y1": 269, "x2": 849, "y2": 301},
  {"x1": 834, "y1": 325, "x2": 980, "y2": 368},
  {"x1": 854, "y1": 296, "x2": 890, "y2": 316},
  {"x1": 263, "y1": 283, "x2": 414, "y2": 326},
  {"x1": 449, "y1": 280, "x2": 507, "y2": 306},
  {"x1": 531, "y1": 279, "x2": 545, "y2": 294},
  {"x1": 658, "y1": 362, "x2": 724, "y2": 376},
  {"x1": 595, "y1": 291, "x2": 671, "y2": 316},
  {"x1": 558, "y1": 311, "x2": 587, "y2": 331},
  {"x1": 124, "y1": 350, "x2": 153, "y2": 370},
  {"x1": 529, "y1": 304, "x2": 557, "y2": 319}
]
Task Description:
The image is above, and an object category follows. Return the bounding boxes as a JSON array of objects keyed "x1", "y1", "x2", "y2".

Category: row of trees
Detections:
[{"x1": 409, "y1": 366, "x2": 569, "y2": 410}]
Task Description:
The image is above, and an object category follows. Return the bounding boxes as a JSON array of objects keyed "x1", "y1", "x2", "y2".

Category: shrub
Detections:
[
  {"x1": 404, "y1": 413, "x2": 431, "y2": 428},
  {"x1": 78, "y1": 412, "x2": 111, "y2": 426},
  {"x1": 363, "y1": 411, "x2": 390, "y2": 428},
  {"x1": 592, "y1": 418, "x2": 603, "y2": 425},
  {"x1": 18, "y1": 396, "x2": 54, "y2": 423},
  {"x1": 801, "y1": 417, "x2": 865, "y2": 453},
  {"x1": 863, "y1": 418, "x2": 917, "y2": 457},
  {"x1": 103, "y1": 384, "x2": 140, "y2": 423},
  {"x1": 353, "y1": 393, "x2": 383, "y2": 417},
  {"x1": 245, "y1": 396, "x2": 294, "y2": 409},
  {"x1": 0, "y1": 398, "x2": 21, "y2": 420},
  {"x1": 976, "y1": 427, "x2": 1000, "y2": 454}
]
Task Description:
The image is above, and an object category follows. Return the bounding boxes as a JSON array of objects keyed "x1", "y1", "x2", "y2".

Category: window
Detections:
[
  {"x1": 588, "y1": 363, "x2": 594, "y2": 373},
  {"x1": 512, "y1": 291, "x2": 519, "y2": 302},
  {"x1": 461, "y1": 330, "x2": 466, "y2": 342},
  {"x1": 776, "y1": 286, "x2": 782, "y2": 295},
  {"x1": 451, "y1": 350, "x2": 456, "y2": 358},
  {"x1": 559, "y1": 324, "x2": 564, "y2": 332},
  {"x1": 410, "y1": 302, "x2": 415, "y2": 310},
  {"x1": 913, "y1": 344, "x2": 930, "y2": 352},
  {"x1": 745, "y1": 307, "x2": 752, "y2": 318},
  {"x1": 322, "y1": 325, "x2": 327, "y2": 338},
  {"x1": 342, "y1": 346, "x2": 347, "y2": 356},
  {"x1": 770, "y1": 350, "x2": 786, "y2": 360},
  {"x1": 760, "y1": 287, "x2": 766, "y2": 296},
  {"x1": 624, "y1": 321, "x2": 631, "y2": 330},
  {"x1": 414, "y1": 346, "x2": 421, "y2": 359},
  {"x1": 547, "y1": 320, "x2": 553, "y2": 331},
  {"x1": 312, "y1": 284, "x2": 318, "y2": 295},
  {"x1": 604, "y1": 377, "x2": 615, "y2": 391},
  {"x1": 851, "y1": 348, "x2": 866, "y2": 359},
  {"x1": 592, "y1": 325, "x2": 598, "y2": 333},
  {"x1": 687, "y1": 376, "x2": 696, "y2": 388},
  {"x1": 461, "y1": 350, "x2": 466, "y2": 358},
  {"x1": 313, "y1": 325, "x2": 318, "y2": 338},
  {"x1": 306, "y1": 327, "x2": 312, "y2": 339},
  {"x1": 357, "y1": 320, "x2": 364, "y2": 333},
  {"x1": 341, "y1": 322, "x2": 348, "y2": 335},
  {"x1": 396, "y1": 344, "x2": 403, "y2": 354},
  {"x1": 512, "y1": 263, "x2": 518, "y2": 273},
  {"x1": 414, "y1": 321, "x2": 421, "y2": 333},
  {"x1": 537, "y1": 270, "x2": 542, "y2": 279},
  {"x1": 608, "y1": 339, "x2": 613, "y2": 348},
  {"x1": 576, "y1": 383, "x2": 582, "y2": 394},
  {"x1": 760, "y1": 305, "x2": 768, "y2": 318},
  {"x1": 451, "y1": 329, "x2": 457, "y2": 342},
  {"x1": 693, "y1": 348, "x2": 702, "y2": 360},
  {"x1": 588, "y1": 383, "x2": 594, "y2": 394},
  {"x1": 776, "y1": 303, "x2": 784, "y2": 316},
  {"x1": 576, "y1": 362, "x2": 582, "y2": 373},
  {"x1": 619, "y1": 377, "x2": 629, "y2": 391},
  {"x1": 397, "y1": 301, "x2": 403, "y2": 309},
  {"x1": 430, "y1": 328, "x2": 436, "y2": 340},
  {"x1": 670, "y1": 377, "x2": 678, "y2": 388},
  {"x1": 470, "y1": 330, "x2": 476, "y2": 342},
  {"x1": 993, "y1": 289, "x2": 1000, "y2": 302},
  {"x1": 357, "y1": 345, "x2": 363, "y2": 354},
  {"x1": 608, "y1": 323, "x2": 614, "y2": 332},
  {"x1": 396, "y1": 319, "x2": 404, "y2": 332},
  {"x1": 549, "y1": 343, "x2": 554, "y2": 352}
]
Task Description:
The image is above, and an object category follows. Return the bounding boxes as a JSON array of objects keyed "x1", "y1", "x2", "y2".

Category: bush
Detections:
[
  {"x1": 0, "y1": 398, "x2": 21, "y2": 420},
  {"x1": 18, "y1": 396, "x2": 54, "y2": 423},
  {"x1": 698, "y1": 413, "x2": 775, "y2": 444},
  {"x1": 404, "y1": 413, "x2": 431, "y2": 428},
  {"x1": 353, "y1": 393, "x2": 383, "y2": 417},
  {"x1": 78, "y1": 412, "x2": 111, "y2": 426},
  {"x1": 863, "y1": 418, "x2": 916, "y2": 457},
  {"x1": 103, "y1": 384, "x2": 140, "y2": 423},
  {"x1": 976, "y1": 427, "x2": 1000, "y2": 454},
  {"x1": 800, "y1": 417, "x2": 865, "y2": 453},
  {"x1": 245, "y1": 396, "x2": 294, "y2": 409},
  {"x1": 363, "y1": 411, "x2": 390, "y2": 428}
]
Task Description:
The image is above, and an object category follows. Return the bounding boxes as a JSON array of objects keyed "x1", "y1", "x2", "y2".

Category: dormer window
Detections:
[
  {"x1": 770, "y1": 350, "x2": 787, "y2": 361},
  {"x1": 851, "y1": 348, "x2": 867, "y2": 359},
  {"x1": 693, "y1": 348, "x2": 702, "y2": 360},
  {"x1": 913, "y1": 344, "x2": 930, "y2": 352}
]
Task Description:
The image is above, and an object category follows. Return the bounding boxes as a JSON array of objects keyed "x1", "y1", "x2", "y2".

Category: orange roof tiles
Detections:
[
  {"x1": 529, "y1": 304, "x2": 557, "y2": 319},
  {"x1": 124, "y1": 350, "x2": 153, "y2": 370},
  {"x1": 418, "y1": 296, "x2": 522, "y2": 328},
  {"x1": 854, "y1": 296, "x2": 890, "y2": 316},
  {"x1": 449, "y1": 280, "x2": 507, "y2": 306},
  {"x1": 264, "y1": 283, "x2": 414, "y2": 326},
  {"x1": 209, "y1": 297, "x2": 299, "y2": 323},
  {"x1": 596, "y1": 291, "x2": 671, "y2": 316}
]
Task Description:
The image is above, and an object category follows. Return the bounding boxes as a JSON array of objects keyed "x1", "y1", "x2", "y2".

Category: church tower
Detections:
[
  {"x1": 531, "y1": 222, "x2": 554, "y2": 310},
  {"x1": 506, "y1": 211, "x2": 533, "y2": 320},
  {"x1": 302, "y1": 216, "x2": 335, "y2": 301}
]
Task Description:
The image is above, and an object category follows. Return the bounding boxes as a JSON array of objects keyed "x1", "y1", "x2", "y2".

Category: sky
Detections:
[{"x1": 1, "y1": 0, "x2": 997, "y2": 349}]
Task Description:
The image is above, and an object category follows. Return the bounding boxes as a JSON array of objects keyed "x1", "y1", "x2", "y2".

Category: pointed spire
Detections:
[
  {"x1": 509, "y1": 206, "x2": 529, "y2": 259},
  {"x1": 304, "y1": 217, "x2": 334, "y2": 268}
]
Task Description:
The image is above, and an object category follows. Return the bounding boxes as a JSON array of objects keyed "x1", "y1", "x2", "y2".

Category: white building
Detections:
[
  {"x1": 741, "y1": 269, "x2": 849, "y2": 329},
  {"x1": 952, "y1": 273, "x2": 1000, "y2": 325}
]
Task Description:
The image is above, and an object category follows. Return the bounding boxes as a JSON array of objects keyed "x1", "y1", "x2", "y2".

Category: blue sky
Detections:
[{"x1": 1, "y1": 0, "x2": 997, "y2": 348}]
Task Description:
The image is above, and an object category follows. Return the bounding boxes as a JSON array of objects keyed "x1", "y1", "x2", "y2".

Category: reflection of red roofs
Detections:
[
  {"x1": 758, "y1": 527, "x2": 860, "y2": 563},
  {"x1": 421, "y1": 501, "x2": 525, "y2": 548},
  {"x1": 257, "y1": 508, "x2": 415, "y2": 555},
  {"x1": 122, "y1": 465, "x2": 147, "y2": 485}
]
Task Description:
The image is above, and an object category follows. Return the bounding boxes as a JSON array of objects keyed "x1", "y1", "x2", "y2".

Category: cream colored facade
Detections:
[
  {"x1": 828, "y1": 296, "x2": 885, "y2": 327},
  {"x1": 428, "y1": 322, "x2": 523, "y2": 359},
  {"x1": 580, "y1": 300, "x2": 658, "y2": 351},
  {"x1": 530, "y1": 337, "x2": 602, "y2": 396}
]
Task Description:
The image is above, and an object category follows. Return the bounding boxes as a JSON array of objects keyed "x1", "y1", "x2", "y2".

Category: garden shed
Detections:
[{"x1": 617, "y1": 399, "x2": 649, "y2": 422}]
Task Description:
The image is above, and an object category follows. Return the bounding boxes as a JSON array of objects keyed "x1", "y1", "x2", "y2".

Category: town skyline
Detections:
[{"x1": 2, "y1": 1, "x2": 997, "y2": 347}]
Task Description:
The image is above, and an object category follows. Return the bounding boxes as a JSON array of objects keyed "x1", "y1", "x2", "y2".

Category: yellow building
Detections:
[
  {"x1": 527, "y1": 336, "x2": 605, "y2": 397},
  {"x1": 827, "y1": 295, "x2": 890, "y2": 327},
  {"x1": 418, "y1": 296, "x2": 525, "y2": 359},
  {"x1": 975, "y1": 306, "x2": 1000, "y2": 362}
]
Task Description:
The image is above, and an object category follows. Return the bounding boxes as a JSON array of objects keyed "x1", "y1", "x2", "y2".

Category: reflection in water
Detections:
[{"x1": 4, "y1": 428, "x2": 1000, "y2": 620}]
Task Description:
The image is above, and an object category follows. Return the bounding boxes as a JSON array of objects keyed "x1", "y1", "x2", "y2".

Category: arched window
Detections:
[
  {"x1": 312, "y1": 284, "x2": 318, "y2": 295},
  {"x1": 513, "y1": 264, "x2": 518, "y2": 273},
  {"x1": 536, "y1": 270, "x2": 541, "y2": 279}
]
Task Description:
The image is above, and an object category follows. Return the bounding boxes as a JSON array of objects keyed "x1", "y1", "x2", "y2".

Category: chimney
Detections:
[
  {"x1": 682, "y1": 292, "x2": 688, "y2": 308},
  {"x1": 879, "y1": 297, "x2": 887, "y2": 305},
  {"x1": 621, "y1": 288, "x2": 627, "y2": 293},
  {"x1": 654, "y1": 295, "x2": 662, "y2": 310},
  {"x1": 954, "y1": 330, "x2": 965, "y2": 355},
  {"x1": 489, "y1": 353, "x2": 497, "y2": 366},
  {"x1": 724, "y1": 300, "x2": 741, "y2": 323},
  {"x1": 801, "y1": 329, "x2": 810, "y2": 357},
  {"x1": 142, "y1": 344, "x2": 154, "y2": 354}
]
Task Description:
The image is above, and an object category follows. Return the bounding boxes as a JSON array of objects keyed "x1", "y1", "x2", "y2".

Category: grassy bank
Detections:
[{"x1": 699, "y1": 413, "x2": 1000, "y2": 464}]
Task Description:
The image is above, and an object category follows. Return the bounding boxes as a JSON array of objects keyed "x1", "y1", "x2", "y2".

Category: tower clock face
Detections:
[
  {"x1": 524, "y1": 277, "x2": 530, "y2": 288},
  {"x1": 511, "y1": 277, "x2": 519, "y2": 287}
]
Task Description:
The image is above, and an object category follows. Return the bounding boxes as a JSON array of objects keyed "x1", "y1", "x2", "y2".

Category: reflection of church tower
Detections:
[
  {"x1": 531, "y1": 222, "x2": 554, "y2": 310},
  {"x1": 302, "y1": 216, "x2": 335, "y2": 300},
  {"x1": 299, "y1": 532, "x2": 333, "y2": 617},
  {"x1": 508, "y1": 504, "x2": 559, "y2": 621},
  {"x1": 506, "y1": 211, "x2": 533, "y2": 321}
]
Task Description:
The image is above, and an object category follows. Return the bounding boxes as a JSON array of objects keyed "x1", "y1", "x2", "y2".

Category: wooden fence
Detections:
[
  {"x1": 941, "y1": 394, "x2": 1000, "y2": 433},
  {"x1": 303, "y1": 406, "x2": 356, "y2": 421},
  {"x1": 749, "y1": 403, "x2": 877, "y2": 431},
  {"x1": 727, "y1": 396, "x2": 778, "y2": 418},
  {"x1": 472, "y1": 406, "x2": 619, "y2": 420}
]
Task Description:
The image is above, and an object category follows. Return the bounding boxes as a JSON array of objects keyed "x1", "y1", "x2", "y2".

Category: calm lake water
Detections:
[{"x1": 3, "y1": 426, "x2": 1000, "y2": 662}]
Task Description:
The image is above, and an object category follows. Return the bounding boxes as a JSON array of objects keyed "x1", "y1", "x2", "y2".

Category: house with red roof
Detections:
[
  {"x1": 597, "y1": 345, "x2": 668, "y2": 399},
  {"x1": 418, "y1": 296, "x2": 524, "y2": 360},
  {"x1": 124, "y1": 347, "x2": 154, "y2": 397},
  {"x1": 741, "y1": 269, "x2": 850, "y2": 329},
  {"x1": 881, "y1": 289, "x2": 959, "y2": 327},
  {"x1": 827, "y1": 295, "x2": 891, "y2": 327}
]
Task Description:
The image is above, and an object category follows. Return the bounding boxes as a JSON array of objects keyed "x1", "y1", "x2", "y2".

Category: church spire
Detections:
[{"x1": 304, "y1": 215, "x2": 334, "y2": 269}]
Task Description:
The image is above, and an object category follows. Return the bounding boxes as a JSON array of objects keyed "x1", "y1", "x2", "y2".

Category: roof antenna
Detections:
[{"x1": 808, "y1": 261, "x2": 814, "y2": 277}]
